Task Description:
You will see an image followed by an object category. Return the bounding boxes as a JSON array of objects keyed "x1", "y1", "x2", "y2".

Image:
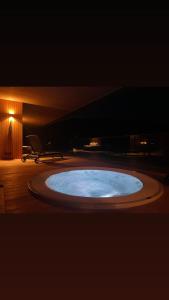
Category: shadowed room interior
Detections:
[{"x1": 0, "y1": 86, "x2": 169, "y2": 213}]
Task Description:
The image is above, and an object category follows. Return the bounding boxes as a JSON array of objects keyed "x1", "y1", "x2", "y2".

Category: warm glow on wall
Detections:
[
  {"x1": 0, "y1": 99, "x2": 23, "y2": 159},
  {"x1": 8, "y1": 110, "x2": 15, "y2": 123},
  {"x1": 8, "y1": 110, "x2": 15, "y2": 115}
]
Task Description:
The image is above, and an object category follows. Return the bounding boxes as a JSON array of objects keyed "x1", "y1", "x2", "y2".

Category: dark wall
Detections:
[
  {"x1": 41, "y1": 88, "x2": 169, "y2": 149},
  {"x1": 23, "y1": 125, "x2": 43, "y2": 145},
  {"x1": 24, "y1": 87, "x2": 169, "y2": 151},
  {"x1": 68, "y1": 87, "x2": 169, "y2": 122}
]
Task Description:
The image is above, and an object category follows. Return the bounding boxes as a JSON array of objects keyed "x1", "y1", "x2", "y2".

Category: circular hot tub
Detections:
[{"x1": 28, "y1": 167, "x2": 163, "y2": 210}]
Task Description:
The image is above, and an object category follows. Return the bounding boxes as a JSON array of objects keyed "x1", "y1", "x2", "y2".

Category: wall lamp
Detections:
[{"x1": 8, "y1": 110, "x2": 15, "y2": 123}]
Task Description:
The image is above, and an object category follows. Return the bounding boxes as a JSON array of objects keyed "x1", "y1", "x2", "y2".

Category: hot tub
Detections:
[{"x1": 28, "y1": 167, "x2": 163, "y2": 210}]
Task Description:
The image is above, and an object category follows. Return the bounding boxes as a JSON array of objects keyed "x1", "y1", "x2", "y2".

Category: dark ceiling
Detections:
[{"x1": 0, "y1": 87, "x2": 115, "y2": 126}]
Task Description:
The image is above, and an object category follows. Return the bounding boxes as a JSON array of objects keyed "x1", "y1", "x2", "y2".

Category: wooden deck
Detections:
[
  {"x1": 0, "y1": 153, "x2": 169, "y2": 213},
  {"x1": 0, "y1": 185, "x2": 5, "y2": 213}
]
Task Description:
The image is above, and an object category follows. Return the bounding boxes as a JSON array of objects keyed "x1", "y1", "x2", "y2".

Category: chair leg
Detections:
[
  {"x1": 21, "y1": 154, "x2": 29, "y2": 162},
  {"x1": 21, "y1": 156, "x2": 27, "y2": 162},
  {"x1": 35, "y1": 157, "x2": 40, "y2": 164}
]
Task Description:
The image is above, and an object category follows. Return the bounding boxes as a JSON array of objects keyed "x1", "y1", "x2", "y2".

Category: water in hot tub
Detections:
[{"x1": 45, "y1": 170, "x2": 143, "y2": 198}]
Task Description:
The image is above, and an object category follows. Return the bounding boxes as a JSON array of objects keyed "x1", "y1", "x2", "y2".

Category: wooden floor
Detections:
[
  {"x1": 0, "y1": 153, "x2": 169, "y2": 213},
  {"x1": 0, "y1": 185, "x2": 5, "y2": 213}
]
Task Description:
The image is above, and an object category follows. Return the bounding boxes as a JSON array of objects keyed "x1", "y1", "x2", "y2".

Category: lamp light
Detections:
[
  {"x1": 9, "y1": 116, "x2": 14, "y2": 122},
  {"x1": 8, "y1": 110, "x2": 14, "y2": 115}
]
